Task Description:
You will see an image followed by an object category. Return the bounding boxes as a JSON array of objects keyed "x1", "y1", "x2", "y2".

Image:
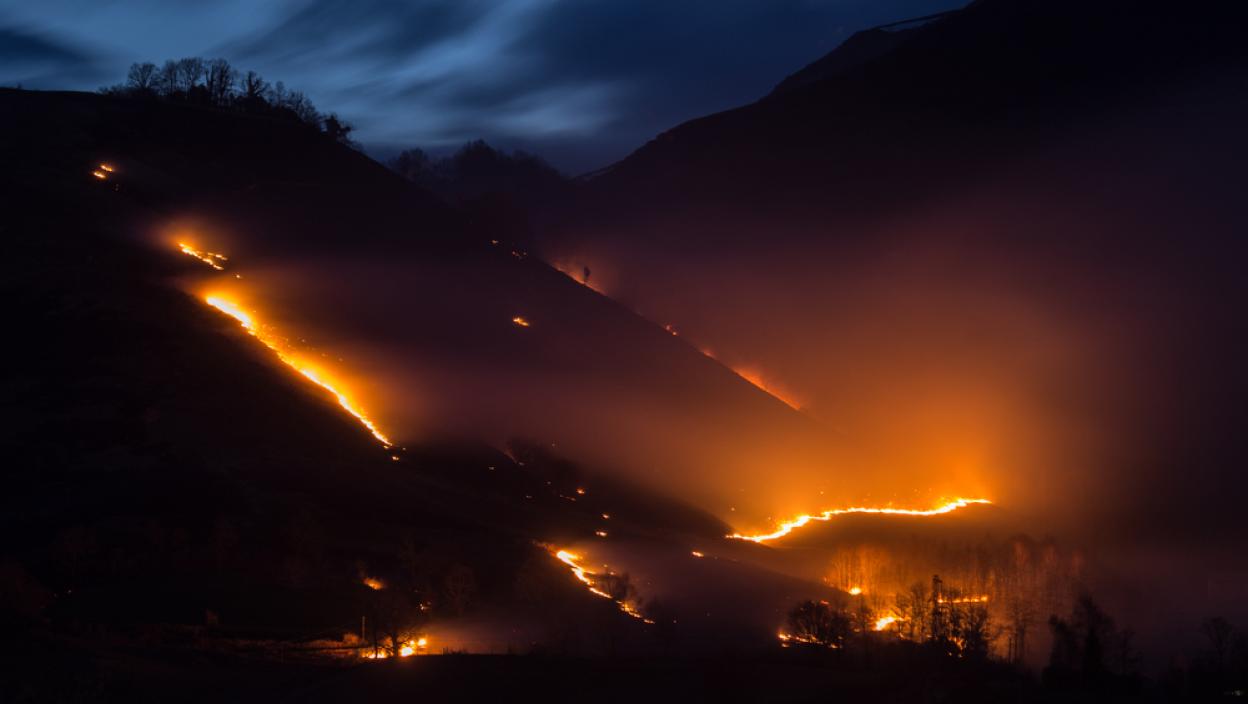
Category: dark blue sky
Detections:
[{"x1": 0, "y1": 0, "x2": 958, "y2": 173}]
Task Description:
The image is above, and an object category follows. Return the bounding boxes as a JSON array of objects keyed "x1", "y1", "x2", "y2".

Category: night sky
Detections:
[{"x1": 0, "y1": 0, "x2": 959, "y2": 172}]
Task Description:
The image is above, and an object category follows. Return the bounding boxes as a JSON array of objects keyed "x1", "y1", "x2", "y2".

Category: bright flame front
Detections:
[
  {"x1": 203, "y1": 294, "x2": 393, "y2": 448},
  {"x1": 728, "y1": 498, "x2": 992, "y2": 543}
]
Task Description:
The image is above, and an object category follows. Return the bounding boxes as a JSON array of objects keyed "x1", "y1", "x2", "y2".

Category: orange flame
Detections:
[
  {"x1": 178, "y1": 242, "x2": 229, "y2": 271},
  {"x1": 512, "y1": 316, "x2": 531, "y2": 328},
  {"x1": 727, "y1": 498, "x2": 992, "y2": 543},
  {"x1": 203, "y1": 294, "x2": 393, "y2": 448},
  {"x1": 551, "y1": 548, "x2": 653, "y2": 624}
]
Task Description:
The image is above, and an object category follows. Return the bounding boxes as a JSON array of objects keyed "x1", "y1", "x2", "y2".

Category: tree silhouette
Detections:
[
  {"x1": 442, "y1": 563, "x2": 477, "y2": 616},
  {"x1": 125, "y1": 62, "x2": 158, "y2": 93},
  {"x1": 787, "y1": 599, "x2": 851, "y2": 649},
  {"x1": 322, "y1": 113, "x2": 355, "y2": 146}
]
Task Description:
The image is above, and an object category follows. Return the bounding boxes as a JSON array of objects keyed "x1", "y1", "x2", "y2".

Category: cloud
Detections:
[
  {"x1": 0, "y1": 0, "x2": 963, "y2": 170},
  {"x1": 0, "y1": 24, "x2": 103, "y2": 87}
]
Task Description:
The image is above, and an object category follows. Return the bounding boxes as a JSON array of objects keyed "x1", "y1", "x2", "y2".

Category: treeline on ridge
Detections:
[{"x1": 100, "y1": 57, "x2": 355, "y2": 145}]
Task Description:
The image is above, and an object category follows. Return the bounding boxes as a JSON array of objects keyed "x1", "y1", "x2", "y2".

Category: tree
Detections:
[
  {"x1": 125, "y1": 62, "x2": 158, "y2": 93},
  {"x1": 203, "y1": 58, "x2": 236, "y2": 106},
  {"x1": 176, "y1": 57, "x2": 205, "y2": 93},
  {"x1": 240, "y1": 70, "x2": 270, "y2": 106},
  {"x1": 390, "y1": 148, "x2": 431, "y2": 183},
  {"x1": 372, "y1": 588, "x2": 426, "y2": 658},
  {"x1": 442, "y1": 563, "x2": 476, "y2": 616},
  {"x1": 322, "y1": 113, "x2": 355, "y2": 145},
  {"x1": 961, "y1": 604, "x2": 992, "y2": 660},
  {"x1": 157, "y1": 60, "x2": 179, "y2": 95},
  {"x1": 1045, "y1": 594, "x2": 1125, "y2": 689},
  {"x1": 1203, "y1": 617, "x2": 1235, "y2": 668},
  {"x1": 895, "y1": 581, "x2": 930, "y2": 642},
  {"x1": 787, "y1": 599, "x2": 851, "y2": 649},
  {"x1": 1006, "y1": 595, "x2": 1033, "y2": 664}
]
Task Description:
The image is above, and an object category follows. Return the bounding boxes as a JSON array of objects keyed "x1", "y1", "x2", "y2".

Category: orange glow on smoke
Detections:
[
  {"x1": 363, "y1": 577, "x2": 384, "y2": 591},
  {"x1": 874, "y1": 616, "x2": 898, "y2": 631},
  {"x1": 203, "y1": 293, "x2": 393, "y2": 448},
  {"x1": 729, "y1": 366, "x2": 803, "y2": 411},
  {"x1": 727, "y1": 498, "x2": 992, "y2": 543}
]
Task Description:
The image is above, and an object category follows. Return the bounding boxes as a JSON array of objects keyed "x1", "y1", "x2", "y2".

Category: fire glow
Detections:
[
  {"x1": 551, "y1": 548, "x2": 653, "y2": 624},
  {"x1": 727, "y1": 498, "x2": 992, "y2": 543},
  {"x1": 179, "y1": 242, "x2": 229, "y2": 271},
  {"x1": 365, "y1": 637, "x2": 428, "y2": 659},
  {"x1": 203, "y1": 294, "x2": 393, "y2": 448}
]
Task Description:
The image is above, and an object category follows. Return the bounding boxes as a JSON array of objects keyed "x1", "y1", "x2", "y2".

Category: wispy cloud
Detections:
[{"x1": 0, "y1": 0, "x2": 961, "y2": 171}]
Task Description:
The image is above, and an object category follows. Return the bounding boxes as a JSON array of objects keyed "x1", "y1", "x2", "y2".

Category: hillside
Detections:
[
  {"x1": 532, "y1": 0, "x2": 1248, "y2": 544},
  {"x1": 0, "y1": 87, "x2": 872, "y2": 698}
]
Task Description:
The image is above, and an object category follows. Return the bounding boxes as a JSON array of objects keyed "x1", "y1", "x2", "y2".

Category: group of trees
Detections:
[
  {"x1": 388, "y1": 141, "x2": 572, "y2": 247},
  {"x1": 1043, "y1": 594, "x2": 1139, "y2": 690},
  {"x1": 389, "y1": 140, "x2": 568, "y2": 204},
  {"x1": 785, "y1": 574, "x2": 993, "y2": 660},
  {"x1": 815, "y1": 533, "x2": 1085, "y2": 665},
  {"x1": 101, "y1": 57, "x2": 355, "y2": 145}
]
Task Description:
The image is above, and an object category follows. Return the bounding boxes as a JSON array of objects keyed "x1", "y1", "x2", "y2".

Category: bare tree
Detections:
[
  {"x1": 787, "y1": 599, "x2": 851, "y2": 649},
  {"x1": 240, "y1": 70, "x2": 270, "y2": 104},
  {"x1": 961, "y1": 604, "x2": 992, "y2": 660},
  {"x1": 442, "y1": 564, "x2": 477, "y2": 616},
  {"x1": 1202, "y1": 617, "x2": 1234, "y2": 668},
  {"x1": 125, "y1": 62, "x2": 158, "y2": 92},
  {"x1": 322, "y1": 112, "x2": 355, "y2": 145},
  {"x1": 203, "y1": 58, "x2": 236, "y2": 106},
  {"x1": 176, "y1": 57, "x2": 205, "y2": 92},
  {"x1": 896, "y1": 581, "x2": 930, "y2": 642},
  {"x1": 158, "y1": 60, "x2": 179, "y2": 95}
]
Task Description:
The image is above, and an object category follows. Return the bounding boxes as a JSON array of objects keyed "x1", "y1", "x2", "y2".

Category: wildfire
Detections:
[
  {"x1": 727, "y1": 498, "x2": 992, "y2": 543},
  {"x1": 874, "y1": 616, "x2": 898, "y2": 631},
  {"x1": 363, "y1": 577, "x2": 384, "y2": 591},
  {"x1": 848, "y1": 586, "x2": 863, "y2": 596},
  {"x1": 939, "y1": 595, "x2": 989, "y2": 604},
  {"x1": 91, "y1": 170, "x2": 107, "y2": 180},
  {"x1": 512, "y1": 316, "x2": 531, "y2": 328},
  {"x1": 178, "y1": 242, "x2": 229, "y2": 271},
  {"x1": 204, "y1": 294, "x2": 393, "y2": 447},
  {"x1": 551, "y1": 548, "x2": 653, "y2": 623},
  {"x1": 365, "y1": 637, "x2": 428, "y2": 659}
]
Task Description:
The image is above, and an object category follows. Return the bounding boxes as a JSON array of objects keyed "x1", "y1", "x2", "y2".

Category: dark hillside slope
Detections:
[
  {"x1": 532, "y1": 0, "x2": 1248, "y2": 545},
  {"x1": 569, "y1": 0, "x2": 1248, "y2": 221},
  {"x1": 0, "y1": 89, "x2": 855, "y2": 686},
  {"x1": 0, "y1": 88, "x2": 837, "y2": 525}
]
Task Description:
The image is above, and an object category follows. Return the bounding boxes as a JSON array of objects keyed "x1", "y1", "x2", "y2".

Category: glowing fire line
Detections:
[
  {"x1": 179, "y1": 242, "x2": 229, "y2": 271},
  {"x1": 552, "y1": 549, "x2": 653, "y2": 624},
  {"x1": 727, "y1": 498, "x2": 992, "y2": 543},
  {"x1": 204, "y1": 295, "x2": 393, "y2": 448}
]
